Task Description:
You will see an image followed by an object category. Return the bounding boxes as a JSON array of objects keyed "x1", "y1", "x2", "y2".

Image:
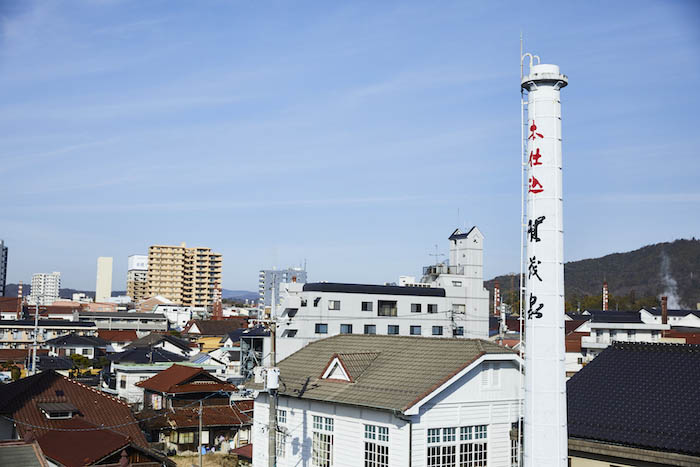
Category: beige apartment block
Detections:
[
  {"x1": 126, "y1": 269, "x2": 148, "y2": 302},
  {"x1": 147, "y1": 243, "x2": 222, "y2": 307}
]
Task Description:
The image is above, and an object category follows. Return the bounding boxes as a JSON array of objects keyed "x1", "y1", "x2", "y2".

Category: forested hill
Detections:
[{"x1": 485, "y1": 238, "x2": 700, "y2": 310}]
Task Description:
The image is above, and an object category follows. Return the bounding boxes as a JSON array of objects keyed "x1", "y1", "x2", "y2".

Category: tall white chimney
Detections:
[
  {"x1": 602, "y1": 281, "x2": 609, "y2": 311},
  {"x1": 522, "y1": 60, "x2": 568, "y2": 467}
]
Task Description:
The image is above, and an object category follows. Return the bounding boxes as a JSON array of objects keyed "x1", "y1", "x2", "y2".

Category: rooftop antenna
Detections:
[{"x1": 429, "y1": 244, "x2": 446, "y2": 265}]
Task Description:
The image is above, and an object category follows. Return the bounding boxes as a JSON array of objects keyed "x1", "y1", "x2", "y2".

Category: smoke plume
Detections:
[{"x1": 659, "y1": 250, "x2": 681, "y2": 309}]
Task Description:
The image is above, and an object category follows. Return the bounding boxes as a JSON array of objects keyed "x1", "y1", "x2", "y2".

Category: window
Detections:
[
  {"x1": 377, "y1": 300, "x2": 397, "y2": 317},
  {"x1": 452, "y1": 304, "x2": 466, "y2": 314},
  {"x1": 427, "y1": 425, "x2": 487, "y2": 467},
  {"x1": 410, "y1": 326, "x2": 421, "y2": 336},
  {"x1": 119, "y1": 377, "x2": 126, "y2": 389},
  {"x1": 452, "y1": 281, "x2": 463, "y2": 287},
  {"x1": 301, "y1": 299, "x2": 308, "y2": 307},
  {"x1": 282, "y1": 329, "x2": 298, "y2": 338},
  {"x1": 482, "y1": 362, "x2": 499, "y2": 387},
  {"x1": 81, "y1": 348, "x2": 90, "y2": 355},
  {"x1": 277, "y1": 409, "x2": 287, "y2": 424},
  {"x1": 340, "y1": 324, "x2": 353, "y2": 334},
  {"x1": 627, "y1": 330, "x2": 636, "y2": 340},
  {"x1": 178, "y1": 431, "x2": 194, "y2": 444},
  {"x1": 314, "y1": 297, "x2": 321, "y2": 307},
  {"x1": 411, "y1": 303, "x2": 422, "y2": 313},
  {"x1": 362, "y1": 301, "x2": 373, "y2": 312},
  {"x1": 328, "y1": 300, "x2": 341, "y2": 311},
  {"x1": 276, "y1": 431, "x2": 287, "y2": 458},
  {"x1": 312, "y1": 416, "x2": 333, "y2": 467},
  {"x1": 511, "y1": 437, "x2": 518, "y2": 467},
  {"x1": 427, "y1": 304, "x2": 438, "y2": 314},
  {"x1": 387, "y1": 325, "x2": 399, "y2": 335},
  {"x1": 365, "y1": 424, "x2": 389, "y2": 467},
  {"x1": 315, "y1": 323, "x2": 328, "y2": 334},
  {"x1": 432, "y1": 326, "x2": 443, "y2": 336},
  {"x1": 453, "y1": 327, "x2": 464, "y2": 336},
  {"x1": 364, "y1": 325, "x2": 376, "y2": 335},
  {"x1": 652, "y1": 331, "x2": 660, "y2": 339}
]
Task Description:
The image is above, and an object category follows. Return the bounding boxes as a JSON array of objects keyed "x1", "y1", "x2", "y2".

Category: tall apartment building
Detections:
[
  {"x1": 0, "y1": 240, "x2": 7, "y2": 297},
  {"x1": 95, "y1": 257, "x2": 113, "y2": 302},
  {"x1": 126, "y1": 255, "x2": 148, "y2": 303},
  {"x1": 29, "y1": 272, "x2": 61, "y2": 306},
  {"x1": 258, "y1": 267, "x2": 307, "y2": 312},
  {"x1": 147, "y1": 243, "x2": 222, "y2": 307}
]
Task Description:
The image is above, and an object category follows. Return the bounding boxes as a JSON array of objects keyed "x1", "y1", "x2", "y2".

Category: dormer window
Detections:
[
  {"x1": 38, "y1": 402, "x2": 79, "y2": 420},
  {"x1": 321, "y1": 356, "x2": 352, "y2": 382}
]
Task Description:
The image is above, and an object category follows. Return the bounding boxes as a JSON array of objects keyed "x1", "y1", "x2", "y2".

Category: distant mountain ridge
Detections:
[{"x1": 485, "y1": 238, "x2": 700, "y2": 309}]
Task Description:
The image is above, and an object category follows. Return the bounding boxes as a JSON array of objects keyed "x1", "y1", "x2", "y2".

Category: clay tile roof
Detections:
[
  {"x1": 250, "y1": 335, "x2": 515, "y2": 413},
  {"x1": 0, "y1": 370, "x2": 147, "y2": 448},
  {"x1": 231, "y1": 443, "x2": 252, "y2": 459},
  {"x1": 135, "y1": 364, "x2": 236, "y2": 394},
  {"x1": 137, "y1": 401, "x2": 252, "y2": 430},
  {"x1": 565, "y1": 320, "x2": 588, "y2": 334},
  {"x1": 568, "y1": 342, "x2": 700, "y2": 456},
  {"x1": 184, "y1": 319, "x2": 248, "y2": 336},
  {"x1": 124, "y1": 333, "x2": 192, "y2": 352},
  {"x1": 97, "y1": 330, "x2": 138, "y2": 342}
]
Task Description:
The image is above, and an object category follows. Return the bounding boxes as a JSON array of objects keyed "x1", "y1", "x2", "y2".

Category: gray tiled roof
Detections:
[{"x1": 253, "y1": 334, "x2": 514, "y2": 413}]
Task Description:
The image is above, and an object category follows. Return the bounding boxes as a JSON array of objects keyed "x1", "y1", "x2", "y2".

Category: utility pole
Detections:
[
  {"x1": 198, "y1": 400, "x2": 203, "y2": 467},
  {"x1": 267, "y1": 319, "x2": 277, "y2": 467},
  {"x1": 31, "y1": 300, "x2": 39, "y2": 375}
]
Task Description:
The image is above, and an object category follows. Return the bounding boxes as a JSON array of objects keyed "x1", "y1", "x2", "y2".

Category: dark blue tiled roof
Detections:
[
  {"x1": 107, "y1": 347, "x2": 187, "y2": 364},
  {"x1": 567, "y1": 342, "x2": 700, "y2": 456},
  {"x1": 37, "y1": 356, "x2": 73, "y2": 370},
  {"x1": 643, "y1": 307, "x2": 700, "y2": 318},
  {"x1": 587, "y1": 311, "x2": 642, "y2": 323},
  {"x1": 222, "y1": 325, "x2": 270, "y2": 343},
  {"x1": 44, "y1": 334, "x2": 106, "y2": 347}
]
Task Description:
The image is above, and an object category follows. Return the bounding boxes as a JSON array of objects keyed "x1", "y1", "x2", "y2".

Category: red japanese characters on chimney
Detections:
[
  {"x1": 602, "y1": 281, "x2": 609, "y2": 311},
  {"x1": 494, "y1": 280, "x2": 501, "y2": 316},
  {"x1": 661, "y1": 296, "x2": 668, "y2": 325}
]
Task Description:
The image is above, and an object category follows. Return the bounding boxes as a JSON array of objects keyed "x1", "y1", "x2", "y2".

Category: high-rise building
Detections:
[
  {"x1": 29, "y1": 272, "x2": 61, "y2": 306},
  {"x1": 147, "y1": 243, "x2": 222, "y2": 307},
  {"x1": 95, "y1": 257, "x2": 113, "y2": 302},
  {"x1": 258, "y1": 267, "x2": 307, "y2": 312},
  {"x1": 0, "y1": 240, "x2": 7, "y2": 297},
  {"x1": 126, "y1": 254, "x2": 148, "y2": 303}
]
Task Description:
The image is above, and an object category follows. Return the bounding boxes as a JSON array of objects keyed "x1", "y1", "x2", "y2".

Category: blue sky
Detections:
[{"x1": 1, "y1": 1, "x2": 699, "y2": 291}]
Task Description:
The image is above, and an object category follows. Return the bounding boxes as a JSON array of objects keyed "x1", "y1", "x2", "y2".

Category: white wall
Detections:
[{"x1": 253, "y1": 357, "x2": 521, "y2": 467}]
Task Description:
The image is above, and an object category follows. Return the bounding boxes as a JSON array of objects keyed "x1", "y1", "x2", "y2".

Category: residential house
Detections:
[
  {"x1": 640, "y1": 307, "x2": 700, "y2": 328},
  {"x1": 123, "y1": 332, "x2": 196, "y2": 357},
  {"x1": 567, "y1": 342, "x2": 700, "y2": 466},
  {"x1": 0, "y1": 297, "x2": 22, "y2": 321},
  {"x1": 0, "y1": 370, "x2": 172, "y2": 467},
  {"x1": 35, "y1": 356, "x2": 73, "y2": 376},
  {"x1": 97, "y1": 329, "x2": 138, "y2": 353},
  {"x1": 0, "y1": 320, "x2": 98, "y2": 350},
  {"x1": 136, "y1": 364, "x2": 251, "y2": 454},
  {"x1": 183, "y1": 318, "x2": 248, "y2": 337},
  {"x1": 251, "y1": 334, "x2": 521, "y2": 467},
  {"x1": 44, "y1": 333, "x2": 107, "y2": 359}
]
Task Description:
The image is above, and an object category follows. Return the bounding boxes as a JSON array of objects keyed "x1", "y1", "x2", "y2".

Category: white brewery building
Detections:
[{"x1": 275, "y1": 227, "x2": 489, "y2": 360}]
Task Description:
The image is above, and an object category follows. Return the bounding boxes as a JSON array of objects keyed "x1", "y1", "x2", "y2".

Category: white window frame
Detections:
[
  {"x1": 312, "y1": 415, "x2": 334, "y2": 467},
  {"x1": 426, "y1": 425, "x2": 488, "y2": 467},
  {"x1": 328, "y1": 300, "x2": 341, "y2": 311},
  {"x1": 364, "y1": 424, "x2": 389, "y2": 467}
]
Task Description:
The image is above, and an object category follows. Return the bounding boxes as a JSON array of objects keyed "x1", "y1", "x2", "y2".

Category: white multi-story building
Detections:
[
  {"x1": 252, "y1": 334, "x2": 521, "y2": 467},
  {"x1": 258, "y1": 267, "x2": 307, "y2": 313},
  {"x1": 127, "y1": 254, "x2": 148, "y2": 302},
  {"x1": 275, "y1": 227, "x2": 489, "y2": 360},
  {"x1": 95, "y1": 256, "x2": 113, "y2": 302},
  {"x1": 28, "y1": 272, "x2": 61, "y2": 306}
]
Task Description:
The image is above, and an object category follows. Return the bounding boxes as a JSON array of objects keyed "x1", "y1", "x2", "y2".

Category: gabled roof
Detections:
[
  {"x1": 565, "y1": 320, "x2": 589, "y2": 334},
  {"x1": 302, "y1": 282, "x2": 446, "y2": 297},
  {"x1": 448, "y1": 226, "x2": 479, "y2": 241},
  {"x1": 107, "y1": 347, "x2": 187, "y2": 364},
  {"x1": 135, "y1": 364, "x2": 235, "y2": 394},
  {"x1": 568, "y1": 342, "x2": 700, "y2": 456},
  {"x1": 44, "y1": 334, "x2": 106, "y2": 348},
  {"x1": 250, "y1": 335, "x2": 515, "y2": 413},
  {"x1": 0, "y1": 370, "x2": 147, "y2": 449},
  {"x1": 97, "y1": 330, "x2": 138, "y2": 343},
  {"x1": 124, "y1": 332, "x2": 192, "y2": 353},
  {"x1": 642, "y1": 307, "x2": 700, "y2": 318},
  {"x1": 221, "y1": 325, "x2": 270, "y2": 344},
  {"x1": 184, "y1": 318, "x2": 248, "y2": 336}
]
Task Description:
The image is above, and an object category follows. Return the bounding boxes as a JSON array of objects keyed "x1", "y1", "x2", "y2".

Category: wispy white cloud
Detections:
[{"x1": 0, "y1": 138, "x2": 118, "y2": 173}]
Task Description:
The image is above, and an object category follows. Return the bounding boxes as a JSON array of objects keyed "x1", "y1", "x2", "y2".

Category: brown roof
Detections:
[
  {"x1": 183, "y1": 318, "x2": 248, "y2": 336},
  {"x1": 231, "y1": 443, "x2": 252, "y2": 460},
  {"x1": 35, "y1": 418, "x2": 129, "y2": 466},
  {"x1": 0, "y1": 297, "x2": 21, "y2": 313},
  {"x1": 0, "y1": 349, "x2": 48, "y2": 363},
  {"x1": 251, "y1": 335, "x2": 515, "y2": 413},
  {"x1": 565, "y1": 320, "x2": 589, "y2": 334},
  {"x1": 138, "y1": 401, "x2": 252, "y2": 430},
  {"x1": 97, "y1": 330, "x2": 138, "y2": 343},
  {"x1": 0, "y1": 371, "x2": 147, "y2": 448},
  {"x1": 135, "y1": 364, "x2": 236, "y2": 394}
]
